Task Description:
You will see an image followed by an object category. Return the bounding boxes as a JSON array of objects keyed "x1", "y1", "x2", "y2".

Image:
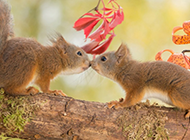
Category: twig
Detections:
[
  {"x1": 181, "y1": 118, "x2": 190, "y2": 140},
  {"x1": 78, "y1": 0, "x2": 101, "y2": 19}
]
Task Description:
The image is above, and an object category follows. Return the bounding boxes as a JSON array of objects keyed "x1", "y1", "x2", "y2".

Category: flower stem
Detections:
[
  {"x1": 79, "y1": 0, "x2": 101, "y2": 19},
  {"x1": 95, "y1": 0, "x2": 101, "y2": 11}
]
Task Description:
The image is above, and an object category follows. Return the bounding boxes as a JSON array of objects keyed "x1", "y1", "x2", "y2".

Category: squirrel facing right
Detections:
[
  {"x1": 91, "y1": 43, "x2": 190, "y2": 118},
  {"x1": 0, "y1": 0, "x2": 90, "y2": 96}
]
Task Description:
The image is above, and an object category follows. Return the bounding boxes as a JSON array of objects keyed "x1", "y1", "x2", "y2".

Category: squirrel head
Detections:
[
  {"x1": 91, "y1": 43, "x2": 131, "y2": 80},
  {"x1": 51, "y1": 33, "x2": 90, "y2": 75}
]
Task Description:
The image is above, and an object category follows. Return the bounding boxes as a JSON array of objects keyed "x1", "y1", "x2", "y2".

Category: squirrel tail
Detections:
[{"x1": 0, "y1": 0, "x2": 14, "y2": 52}]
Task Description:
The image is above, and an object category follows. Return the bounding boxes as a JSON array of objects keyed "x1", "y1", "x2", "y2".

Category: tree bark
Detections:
[{"x1": 1, "y1": 94, "x2": 190, "y2": 140}]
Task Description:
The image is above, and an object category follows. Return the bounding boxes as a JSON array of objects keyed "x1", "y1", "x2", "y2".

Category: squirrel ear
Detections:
[
  {"x1": 115, "y1": 43, "x2": 131, "y2": 63},
  {"x1": 50, "y1": 33, "x2": 68, "y2": 45},
  {"x1": 56, "y1": 33, "x2": 68, "y2": 45},
  {"x1": 50, "y1": 33, "x2": 68, "y2": 54}
]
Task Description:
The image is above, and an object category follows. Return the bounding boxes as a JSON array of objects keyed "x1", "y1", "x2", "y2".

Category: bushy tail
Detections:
[{"x1": 0, "y1": 0, "x2": 14, "y2": 52}]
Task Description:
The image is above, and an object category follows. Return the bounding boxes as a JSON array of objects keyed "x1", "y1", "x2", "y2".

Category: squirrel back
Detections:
[
  {"x1": 0, "y1": 0, "x2": 14, "y2": 52},
  {"x1": 91, "y1": 43, "x2": 190, "y2": 118},
  {"x1": 0, "y1": 0, "x2": 90, "y2": 96}
]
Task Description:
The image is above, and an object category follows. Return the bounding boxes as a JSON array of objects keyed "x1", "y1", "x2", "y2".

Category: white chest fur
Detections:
[{"x1": 142, "y1": 87, "x2": 173, "y2": 106}]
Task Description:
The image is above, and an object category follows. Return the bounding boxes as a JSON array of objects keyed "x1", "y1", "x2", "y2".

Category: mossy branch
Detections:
[{"x1": 0, "y1": 93, "x2": 190, "y2": 140}]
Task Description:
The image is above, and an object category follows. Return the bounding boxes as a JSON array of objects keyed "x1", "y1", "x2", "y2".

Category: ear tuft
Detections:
[
  {"x1": 49, "y1": 32, "x2": 67, "y2": 45},
  {"x1": 115, "y1": 43, "x2": 131, "y2": 63},
  {"x1": 49, "y1": 33, "x2": 69, "y2": 54}
]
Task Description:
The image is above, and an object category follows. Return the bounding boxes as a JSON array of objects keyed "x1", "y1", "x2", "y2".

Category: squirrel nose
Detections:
[{"x1": 89, "y1": 63, "x2": 91, "y2": 67}]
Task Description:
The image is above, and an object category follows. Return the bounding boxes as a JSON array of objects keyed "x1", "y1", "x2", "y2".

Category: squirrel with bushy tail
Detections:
[{"x1": 0, "y1": 0, "x2": 90, "y2": 96}]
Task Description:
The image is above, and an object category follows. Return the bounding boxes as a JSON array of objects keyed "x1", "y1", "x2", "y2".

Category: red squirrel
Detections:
[
  {"x1": 91, "y1": 43, "x2": 190, "y2": 118},
  {"x1": 0, "y1": 0, "x2": 90, "y2": 96}
]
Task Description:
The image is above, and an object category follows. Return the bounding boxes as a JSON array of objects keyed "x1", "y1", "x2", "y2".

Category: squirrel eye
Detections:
[
  {"x1": 77, "y1": 51, "x2": 82, "y2": 56},
  {"x1": 101, "y1": 56, "x2": 107, "y2": 62}
]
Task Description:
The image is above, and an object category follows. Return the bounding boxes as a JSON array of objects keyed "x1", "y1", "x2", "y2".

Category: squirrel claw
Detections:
[
  {"x1": 185, "y1": 110, "x2": 190, "y2": 119},
  {"x1": 107, "y1": 100, "x2": 122, "y2": 109},
  {"x1": 54, "y1": 90, "x2": 67, "y2": 96},
  {"x1": 47, "y1": 90, "x2": 67, "y2": 96}
]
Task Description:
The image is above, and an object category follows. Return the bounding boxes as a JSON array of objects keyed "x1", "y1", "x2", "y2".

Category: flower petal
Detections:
[
  {"x1": 101, "y1": 7, "x2": 113, "y2": 11},
  {"x1": 172, "y1": 26, "x2": 183, "y2": 35},
  {"x1": 168, "y1": 54, "x2": 189, "y2": 69},
  {"x1": 73, "y1": 17, "x2": 98, "y2": 31},
  {"x1": 183, "y1": 20, "x2": 190, "y2": 35},
  {"x1": 173, "y1": 35, "x2": 190, "y2": 44},
  {"x1": 184, "y1": 55, "x2": 190, "y2": 68},
  {"x1": 120, "y1": 9, "x2": 124, "y2": 23},
  {"x1": 89, "y1": 34, "x2": 115, "y2": 54},
  {"x1": 81, "y1": 40, "x2": 100, "y2": 53},
  {"x1": 108, "y1": 0, "x2": 116, "y2": 4},
  {"x1": 88, "y1": 19, "x2": 110, "y2": 41},
  {"x1": 88, "y1": 21, "x2": 104, "y2": 41},
  {"x1": 182, "y1": 50, "x2": 190, "y2": 68},
  {"x1": 109, "y1": 10, "x2": 124, "y2": 29},
  {"x1": 105, "y1": 11, "x2": 113, "y2": 16},
  {"x1": 84, "y1": 19, "x2": 100, "y2": 38},
  {"x1": 155, "y1": 49, "x2": 174, "y2": 61}
]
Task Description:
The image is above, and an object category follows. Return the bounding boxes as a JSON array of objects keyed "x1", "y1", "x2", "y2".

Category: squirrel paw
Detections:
[
  {"x1": 47, "y1": 90, "x2": 67, "y2": 96},
  {"x1": 107, "y1": 100, "x2": 122, "y2": 109},
  {"x1": 107, "y1": 98, "x2": 125, "y2": 109},
  {"x1": 185, "y1": 110, "x2": 190, "y2": 119},
  {"x1": 27, "y1": 87, "x2": 39, "y2": 95}
]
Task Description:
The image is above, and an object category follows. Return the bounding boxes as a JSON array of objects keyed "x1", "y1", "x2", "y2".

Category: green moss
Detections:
[
  {"x1": 0, "y1": 88, "x2": 41, "y2": 136},
  {"x1": 0, "y1": 133, "x2": 25, "y2": 140},
  {"x1": 116, "y1": 103, "x2": 169, "y2": 140}
]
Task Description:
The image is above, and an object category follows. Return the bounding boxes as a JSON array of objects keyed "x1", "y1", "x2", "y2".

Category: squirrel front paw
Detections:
[
  {"x1": 107, "y1": 100, "x2": 122, "y2": 109},
  {"x1": 107, "y1": 98, "x2": 125, "y2": 109},
  {"x1": 47, "y1": 90, "x2": 67, "y2": 96}
]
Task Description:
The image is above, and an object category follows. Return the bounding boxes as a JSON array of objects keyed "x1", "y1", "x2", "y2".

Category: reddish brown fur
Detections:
[
  {"x1": 92, "y1": 43, "x2": 190, "y2": 118},
  {"x1": 0, "y1": 0, "x2": 90, "y2": 96}
]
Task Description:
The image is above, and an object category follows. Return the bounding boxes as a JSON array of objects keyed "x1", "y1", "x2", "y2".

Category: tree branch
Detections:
[{"x1": 1, "y1": 94, "x2": 190, "y2": 140}]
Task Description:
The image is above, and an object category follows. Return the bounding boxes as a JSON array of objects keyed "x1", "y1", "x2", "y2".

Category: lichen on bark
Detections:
[{"x1": 116, "y1": 102, "x2": 169, "y2": 140}]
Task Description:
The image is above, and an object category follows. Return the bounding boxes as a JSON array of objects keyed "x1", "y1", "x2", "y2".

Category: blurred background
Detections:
[{"x1": 9, "y1": 0, "x2": 190, "y2": 104}]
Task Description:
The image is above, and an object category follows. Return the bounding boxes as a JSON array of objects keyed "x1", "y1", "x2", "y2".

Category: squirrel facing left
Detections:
[
  {"x1": 0, "y1": 0, "x2": 90, "y2": 96},
  {"x1": 91, "y1": 43, "x2": 190, "y2": 118}
]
